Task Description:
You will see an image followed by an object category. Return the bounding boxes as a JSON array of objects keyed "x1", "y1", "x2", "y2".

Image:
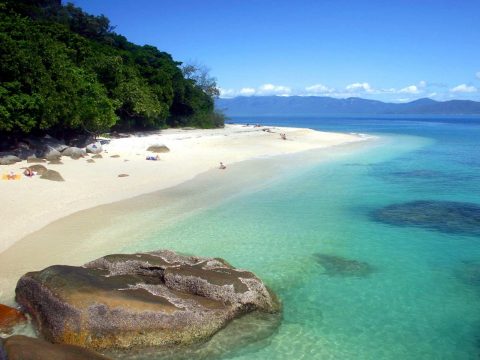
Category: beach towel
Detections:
[{"x1": 1, "y1": 174, "x2": 21, "y2": 180}]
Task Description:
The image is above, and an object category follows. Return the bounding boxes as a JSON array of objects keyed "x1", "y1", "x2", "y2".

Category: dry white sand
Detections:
[{"x1": 0, "y1": 124, "x2": 368, "y2": 254}]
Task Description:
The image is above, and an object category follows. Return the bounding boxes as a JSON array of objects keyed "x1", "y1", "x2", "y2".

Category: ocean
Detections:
[{"x1": 116, "y1": 115, "x2": 480, "y2": 359}]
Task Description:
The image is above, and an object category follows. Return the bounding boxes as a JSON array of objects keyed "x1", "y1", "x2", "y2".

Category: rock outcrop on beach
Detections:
[
  {"x1": 0, "y1": 335, "x2": 111, "y2": 360},
  {"x1": 86, "y1": 142, "x2": 103, "y2": 154},
  {"x1": 15, "y1": 250, "x2": 280, "y2": 351},
  {"x1": 39, "y1": 169, "x2": 65, "y2": 182},
  {"x1": 0, "y1": 304, "x2": 26, "y2": 333},
  {"x1": 0, "y1": 156, "x2": 21, "y2": 165},
  {"x1": 147, "y1": 144, "x2": 170, "y2": 153},
  {"x1": 62, "y1": 147, "x2": 86, "y2": 160}
]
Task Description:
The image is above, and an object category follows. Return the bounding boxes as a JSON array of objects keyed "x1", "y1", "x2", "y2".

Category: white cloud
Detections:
[
  {"x1": 399, "y1": 85, "x2": 420, "y2": 94},
  {"x1": 219, "y1": 88, "x2": 236, "y2": 98},
  {"x1": 476, "y1": 72, "x2": 480, "y2": 80},
  {"x1": 257, "y1": 83, "x2": 291, "y2": 96},
  {"x1": 345, "y1": 82, "x2": 373, "y2": 92},
  {"x1": 239, "y1": 87, "x2": 256, "y2": 96},
  {"x1": 418, "y1": 80, "x2": 427, "y2": 88},
  {"x1": 304, "y1": 84, "x2": 335, "y2": 94},
  {"x1": 450, "y1": 84, "x2": 477, "y2": 93}
]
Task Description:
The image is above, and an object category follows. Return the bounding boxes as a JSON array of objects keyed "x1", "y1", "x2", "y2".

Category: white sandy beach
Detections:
[{"x1": 0, "y1": 124, "x2": 368, "y2": 254}]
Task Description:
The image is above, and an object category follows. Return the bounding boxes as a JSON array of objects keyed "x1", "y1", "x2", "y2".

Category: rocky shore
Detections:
[{"x1": 1, "y1": 250, "x2": 280, "y2": 359}]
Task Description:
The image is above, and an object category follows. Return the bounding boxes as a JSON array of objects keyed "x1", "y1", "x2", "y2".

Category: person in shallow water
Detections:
[{"x1": 219, "y1": 162, "x2": 226, "y2": 170}]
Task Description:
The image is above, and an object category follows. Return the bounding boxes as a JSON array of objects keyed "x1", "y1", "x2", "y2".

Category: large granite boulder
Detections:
[
  {"x1": 0, "y1": 304, "x2": 26, "y2": 333},
  {"x1": 15, "y1": 250, "x2": 280, "y2": 351},
  {"x1": 0, "y1": 335, "x2": 110, "y2": 360},
  {"x1": 43, "y1": 147, "x2": 62, "y2": 161}
]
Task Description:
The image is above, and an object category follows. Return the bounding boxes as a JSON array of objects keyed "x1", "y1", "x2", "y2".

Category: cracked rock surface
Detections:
[{"x1": 15, "y1": 250, "x2": 280, "y2": 350}]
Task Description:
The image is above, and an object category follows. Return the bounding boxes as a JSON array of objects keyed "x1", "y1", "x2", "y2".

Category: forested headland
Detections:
[{"x1": 0, "y1": 0, "x2": 224, "y2": 143}]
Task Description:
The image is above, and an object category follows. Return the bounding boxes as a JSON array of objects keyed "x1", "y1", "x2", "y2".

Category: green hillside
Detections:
[{"x1": 0, "y1": 0, "x2": 224, "y2": 141}]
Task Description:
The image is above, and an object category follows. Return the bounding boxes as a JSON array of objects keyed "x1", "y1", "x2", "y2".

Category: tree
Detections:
[{"x1": 181, "y1": 62, "x2": 220, "y2": 98}]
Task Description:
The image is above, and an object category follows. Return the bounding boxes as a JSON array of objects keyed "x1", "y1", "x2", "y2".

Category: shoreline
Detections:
[
  {"x1": 0, "y1": 124, "x2": 370, "y2": 255},
  {"x1": 0, "y1": 124, "x2": 376, "y2": 305}
]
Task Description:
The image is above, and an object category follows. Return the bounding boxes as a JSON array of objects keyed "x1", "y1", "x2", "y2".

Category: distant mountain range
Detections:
[{"x1": 215, "y1": 96, "x2": 480, "y2": 116}]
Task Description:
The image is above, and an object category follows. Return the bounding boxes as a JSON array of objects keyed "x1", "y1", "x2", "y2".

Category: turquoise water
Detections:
[{"x1": 124, "y1": 116, "x2": 480, "y2": 359}]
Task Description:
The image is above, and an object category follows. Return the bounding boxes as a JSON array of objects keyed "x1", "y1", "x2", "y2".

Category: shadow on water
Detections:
[{"x1": 371, "y1": 200, "x2": 480, "y2": 237}]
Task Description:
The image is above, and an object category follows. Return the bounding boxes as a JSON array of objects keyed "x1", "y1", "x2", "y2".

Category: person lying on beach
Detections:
[
  {"x1": 219, "y1": 162, "x2": 226, "y2": 170},
  {"x1": 23, "y1": 168, "x2": 34, "y2": 177},
  {"x1": 146, "y1": 155, "x2": 160, "y2": 161},
  {"x1": 280, "y1": 133, "x2": 287, "y2": 140}
]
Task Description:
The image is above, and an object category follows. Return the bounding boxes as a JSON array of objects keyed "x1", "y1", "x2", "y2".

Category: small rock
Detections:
[
  {"x1": 48, "y1": 159, "x2": 63, "y2": 165},
  {"x1": 27, "y1": 156, "x2": 46, "y2": 164},
  {"x1": 0, "y1": 304, "x2": 26, "y2": 333},
  {"x1": 117, "y1": 174, "x2": 129, "y2": 177},
  {"x1": 62, "y1": 147, "x2": 86, "y2": 160},
  {"x1": 110, "y1": 155, "x2": 120, "y2": 158},
  {"x1": 0, "y1": 155, "x2": 21, "y2": 165},
  {"x1": 147, "y1": 144, "x2": 170, "y2": 153},
  {"x1": 0, "y1": 335, "x2": 111, "y2": 360},
  {"x1": 86, "y1": 159, "x2": 95, "y2": 163},
  {"x1": 40, "y1": 170, "x2": 64, "y2": 182},
  {"x1": 27, "y1": 165, "x2": 48, "y2": 176},
  {"x1": 91, "y1": 154, "x2": 103, "y2": 159},
  {"x1": 86, "y1": 142, "x2": 102, "y2": 154}
]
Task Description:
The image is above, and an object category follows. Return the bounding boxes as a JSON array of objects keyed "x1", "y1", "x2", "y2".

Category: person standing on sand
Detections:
[{"x1": 219, "y1": 162, "x2": 226, "y2": 170}]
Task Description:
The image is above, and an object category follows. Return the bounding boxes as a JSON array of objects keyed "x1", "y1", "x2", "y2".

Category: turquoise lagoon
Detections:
[{"x1": 114, "y1": 116, "x2": 480, "y2": 359}]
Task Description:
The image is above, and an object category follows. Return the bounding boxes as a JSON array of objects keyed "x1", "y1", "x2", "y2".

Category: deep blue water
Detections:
[{"x1": 129, "y1": 115, "x2": 480, "y2": 359}]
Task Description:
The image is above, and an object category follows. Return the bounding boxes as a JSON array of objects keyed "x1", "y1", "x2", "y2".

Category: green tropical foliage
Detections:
[{"x1": 0, "y1": 0, "x2": 224, "y2": 139}]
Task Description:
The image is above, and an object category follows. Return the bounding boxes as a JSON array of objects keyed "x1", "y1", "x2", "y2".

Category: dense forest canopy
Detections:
[{"x1": 0, "y1": 0, "x2": 224, "y2": 140}]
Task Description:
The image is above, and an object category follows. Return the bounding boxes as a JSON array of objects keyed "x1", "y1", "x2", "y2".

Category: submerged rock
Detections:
[
  {"x1": 0, "y1": 335, "x2": 110, "y2": 360},
  {"x1": 0, "y1": 304, "x2": 26, "y2": 333},
  {"x1": 314, "y1": 254, "x2": 375, "y2": 277},
  {"x1": 15, "y1": 250, "x2": 280, "y2": 350},
  {"x1": 371, "y1": 200, "x2": 480, "y2": 236},
  {"x1": 454, "y1": 261, "x2": 480, "y2": 288}
]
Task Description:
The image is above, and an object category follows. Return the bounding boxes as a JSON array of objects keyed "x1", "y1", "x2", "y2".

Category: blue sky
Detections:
[{"x1": 71, "y1": 0, "x2": 480, "y2": 102}]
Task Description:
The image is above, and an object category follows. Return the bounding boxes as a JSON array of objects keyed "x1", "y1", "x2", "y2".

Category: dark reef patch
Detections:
[
  {"x1": 371, "y1": 200, "x2": 480, "y2": 236},
  {"x1": 454, "y1": 261, "x2": 480, "y2": 288},
  {"x1": 314, "y1": 254, "x2": 375, "y2": 278}
]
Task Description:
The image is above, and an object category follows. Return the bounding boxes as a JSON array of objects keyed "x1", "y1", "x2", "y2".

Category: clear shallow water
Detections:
[
  {"x1": 8, "y1": 115, "x2": 477, "y2": 359},
  {"x1": 115, "y1": 115, "x2": 480, "y2": 359}
]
